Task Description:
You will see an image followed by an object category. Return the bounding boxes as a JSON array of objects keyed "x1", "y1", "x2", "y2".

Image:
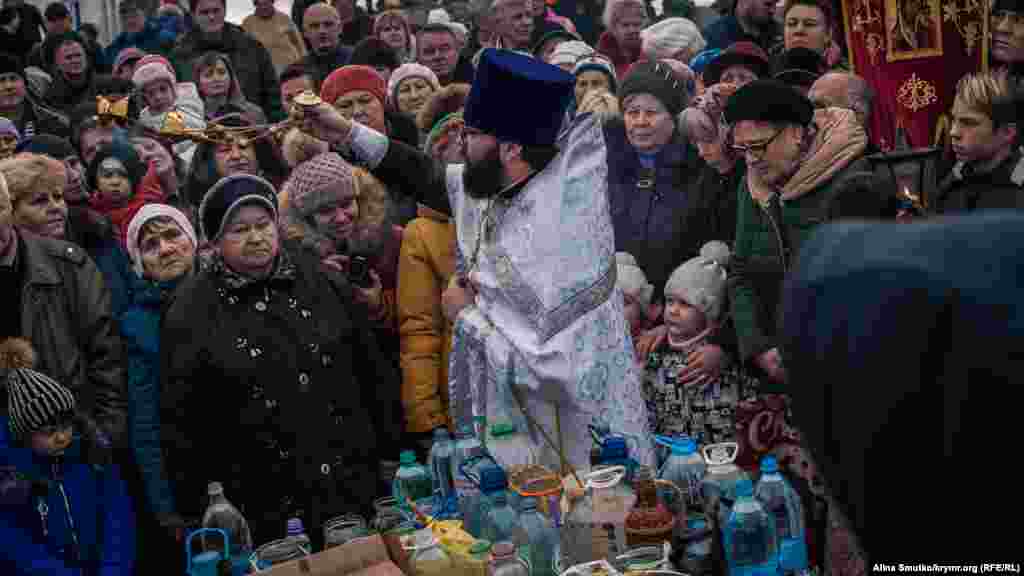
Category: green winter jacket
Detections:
[{"x1": 731, "y1": 108, "x2": 871, "y2": 389}]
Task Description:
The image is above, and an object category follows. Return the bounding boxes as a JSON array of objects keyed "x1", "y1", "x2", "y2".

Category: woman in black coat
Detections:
[{"x1": 160, "y1": 174, "x2": 396, "y2": 550}]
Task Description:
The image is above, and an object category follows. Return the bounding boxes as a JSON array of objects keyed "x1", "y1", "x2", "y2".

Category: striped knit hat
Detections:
[{"x1": 1, "y1": 338, "x2": 76, "y2": 439}]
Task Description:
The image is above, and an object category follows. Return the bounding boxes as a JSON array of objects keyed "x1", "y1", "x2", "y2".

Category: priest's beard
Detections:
[{"x1": 463, "y1": 144, "x2": 505, "y2": 199}]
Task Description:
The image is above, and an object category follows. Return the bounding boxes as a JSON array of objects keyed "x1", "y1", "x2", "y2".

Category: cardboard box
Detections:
[{"x1": 259, "y1": 535, "x2": 405, "y2": 576}]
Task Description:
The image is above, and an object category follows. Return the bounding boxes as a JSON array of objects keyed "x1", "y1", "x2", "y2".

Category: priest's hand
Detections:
[
  {"x1": 442, "y1": 275, "x2": 476, "y2": 322},
  {"x1": 297, "y1": 101, "x2": 354, "y2": 147}
]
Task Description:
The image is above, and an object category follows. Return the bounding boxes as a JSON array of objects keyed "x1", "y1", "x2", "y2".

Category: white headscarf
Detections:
[{"x1": 126, "y1": 203, "x2": 198, "y2": 278}]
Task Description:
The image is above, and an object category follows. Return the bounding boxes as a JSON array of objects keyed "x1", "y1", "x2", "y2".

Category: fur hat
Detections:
[
  {"x1": 724, "y1": 79, "x2": 814, "y2": 126},
  {"x1": 616, "y1": 252, "x2": 654, "y2": 312},
  {"x1": 664, "y1": 241, "x2": 732, "y2": 323},
  {"x1": 619, "y1": 59, "x2": 688, "y2": 116},
  {"x1": 548, "y1": 40, "x2": 594, "y2": 68},
  {"x1": 386, "y1": 63, "x2": 440, "y2": 109},
  {"x1": 132, "y1": 54, "x2": 177, "y2": 90},
  {"x1": 417, "y1": 83, "x2": 470, "y2": 153},
  {"x1": 641, "y1": 17, "x2": 705, "y2": 61},
  {"x1": 199, "y1": 173, "x2": 279, "y2": 242},
  {"x1": 126, "y1": 203, "x2": 198, "y2": 277},
  {"x1": 1, "y1": 338, "x2": 76, "y2": 439},
  {"x1": 773, "y1": 47, "x2": 826, "y2": 88},
  {"x1": 320, "y1": 66, "x2": 387, "y2": 107}
]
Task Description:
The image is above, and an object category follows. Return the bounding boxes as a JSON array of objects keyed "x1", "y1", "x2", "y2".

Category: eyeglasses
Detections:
[{"x1": 731, "y1": 128, "x2": 784, "y2": 159}]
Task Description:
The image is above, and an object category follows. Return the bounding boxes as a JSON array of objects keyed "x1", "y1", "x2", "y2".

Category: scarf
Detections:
[
  {"x1": 209, "y1": 248, "x2": 296, "y2": 292},
  {"x1": 666, "y1": 325, "x2": 713, "y2": 354},
  {"x1": 747, "y1": 108, "x2": 868, "y2": 205}
]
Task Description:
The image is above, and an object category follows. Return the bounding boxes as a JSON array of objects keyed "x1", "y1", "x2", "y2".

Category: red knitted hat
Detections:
[{"x1": 320, "y1": 66, "x2": 388, "y2": 107}]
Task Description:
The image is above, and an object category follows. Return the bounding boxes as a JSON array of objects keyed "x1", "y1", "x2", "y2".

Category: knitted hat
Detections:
[
  {"x1": 640, "y1": 17, "x2": 705, "y2": 61},
  {"x1": 532, "y1": 28, "x2": 580, "y2": 57},
  {"x1": 464, "y1": 49, "x2": 574, "y2": 147},
  {"x1": 386, "y1": 63, "x2": 440, "y2": 108},
  {"x1": 132, "y1": 54, "x2": 176, "y2": 90},
  {"x1": 548, "y1": 40, "x2": 594, "y2": 68},
  {"x1": 18, "y1": 134, "x2": 75, "y2": 159},
  {"x1": 773, "y1": 47, "x2": 826, "y2": 88},
  {"x1": 113, "y1": 47, "x2": 146, "y2": 74},
  {"x1": 350, "y1": 37, "x2": 402, "y2": 71},
  {"x1": 572, "y1": 54, "x2": 618, "y2": 93},
  {"x1": 285, "y1": 152, "x2": 355, "y2": 219},
  {"x1": 689, "y1": 48, "x2": 722, "y2": 76},
  {"x1": 618, "y1": 59, "x2": 687, "y2": 116},
  {"x1": 0, "y1": 52, "x2": 23, "y2": 78},
  {"x1": 126, "y1": 203, "x2": 198, "y2": 277},
  {"x1": 664, "y1": 241, "x2": 731, "y2": 323},
  {"x1": 724, "y1": 79, "x2": 814, "y2": 126},
  {"x1": 87, "y1": 140, "x2": 146, "y2": 192},
  {"x1": 702, "y1": 41, "x2": 771, "y2": 86},
  {"x1": 320, "y1": 66, "x2": 387, "y2": 107},
  {"x1": 1, "y1": 338, "x2": 76, "y2": 439},
  {"x1": 0, "y1": 118, "x2": 19, "y2": 142},
  {"x1": 616, "y1": 252, "x2": 654, "y2": 312},
  {"x1": 199, "y1": 173, "x2": 279, "y2": 242}
]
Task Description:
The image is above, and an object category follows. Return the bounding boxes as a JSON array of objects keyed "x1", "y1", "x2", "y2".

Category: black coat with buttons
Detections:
[{"x1": 159, "y1": 246, "x2": 392, "y2": 547}]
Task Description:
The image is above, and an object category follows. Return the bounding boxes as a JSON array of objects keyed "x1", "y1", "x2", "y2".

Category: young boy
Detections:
[
  {"x1": 0, "y1": 337, "x2": 135, "y2": 575},
  {"x1": 132, "y1": 54, "x2": 205, "y2": 167},
  {"x1": 642, "y1": 241, "x2": 760, "y2": 448}
]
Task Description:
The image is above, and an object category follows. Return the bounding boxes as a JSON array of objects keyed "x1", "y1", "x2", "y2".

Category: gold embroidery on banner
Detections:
[
  {"x1": 865, "y1": 32, "x2": 885, "y2": 64},
  {"x1": 844, "y1": 0, "x2": 887, "y2": 69},
  {"x1": 942, "y1": 0, "x2": 984, "y2": 55},
  {"x1": 897, "y1": 73, "x2": 939, "y2": 111},
  {"x1": 885, "y1": 0, "x2": 944, "y2": 62}
]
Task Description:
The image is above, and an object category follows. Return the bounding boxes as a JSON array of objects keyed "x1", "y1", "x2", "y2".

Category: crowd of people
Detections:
[{"x1": 0, "y1": 0, "x2": 1021, "y2": 573}]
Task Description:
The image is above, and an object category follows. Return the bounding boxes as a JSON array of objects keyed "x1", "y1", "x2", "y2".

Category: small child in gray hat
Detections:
[{"x1": 642, "y1": 241, "x2": 761, "y2": 447}]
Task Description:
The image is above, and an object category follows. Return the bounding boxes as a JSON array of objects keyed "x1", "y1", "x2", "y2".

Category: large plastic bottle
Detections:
[
  {"x1": 480, "y1": 466, "x2": 518, "y2": 545},
  {"x1": 754, "y1": 456, "x2": 808, "y2": 574},
  {"x1": 515, "y1": 497, "x2": 558, "y2": 576},
  {"x1": 723, "y1": 479, "x2": 778, "y2": 576},
  {"x1": 286, "y1": 517, "x2": 312, "y2": 556},
  {"x1": 429, "y1": 428, "x2": 455, "y2": 501},
  {"x1": 393, "y1": 450, "x2": 433, "y2": 511},
  {"x1": 698, "y1": 443, "x2": 750, "y2": 530},
  {"x1": 655, "y1": 436, "x2": 707, "y2": 511},
  {"x1": 201, "y1": 482, "x2": 253, "y2": 557},
  {"x1": 454, "y1": 442, "x2": 493, "y2": 538}
]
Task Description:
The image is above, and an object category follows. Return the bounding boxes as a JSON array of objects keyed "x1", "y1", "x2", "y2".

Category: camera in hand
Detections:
[{"x1": 347, "y1": 255, "x2": 373, "y2": 288}]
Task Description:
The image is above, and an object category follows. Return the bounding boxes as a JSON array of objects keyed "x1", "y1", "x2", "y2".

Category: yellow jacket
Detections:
[{"x1": 397, "y1": 215, "x2": 456, "y2": 433}]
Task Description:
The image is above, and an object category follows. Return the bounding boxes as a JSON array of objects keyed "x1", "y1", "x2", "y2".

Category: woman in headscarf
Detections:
[
  {"x1": 192, "y1": 51, "x2": 267, "y2": 125},
  {"x1": 386, "y1": 63, "x2": 440, "y2": 137}
]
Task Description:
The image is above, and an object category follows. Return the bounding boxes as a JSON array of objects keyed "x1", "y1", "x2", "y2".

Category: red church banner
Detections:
[{"x1": 841, "y1": 0, "x2": 990, "y2": 150}]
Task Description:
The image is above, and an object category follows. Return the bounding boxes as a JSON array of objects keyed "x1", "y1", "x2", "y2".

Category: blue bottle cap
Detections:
[
  {"x1": 671, "y1": 438, "x2": 698, "y2": 455},
  {"x1": 519, "y1": 496, "x2": 538, "y2": 512},
  {"x1": 400, "y1": 450, "x2": 417, "y2": 465},
  {"x1": 434, "y1": 428, "x2": 451, "y2": 440},
  {"x1": 600, "y1": 436, "x2": 629, "y2": 461},
  {"x1": 734, "y1": 478, "x2": 753, "y2": 498},
  {"x1": 479, "y1": 465, "x2": 508, "y2": 492},
  {"x1": 760, "y1": 455, "x2": 779, "y2": 474},
  {"x1": 287, "y1": 517, "x2": 305, "y2": 536}
]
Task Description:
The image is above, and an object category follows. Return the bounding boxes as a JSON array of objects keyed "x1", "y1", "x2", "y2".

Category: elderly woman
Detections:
[
  {"x1": 374, "y1": 10, "x2": 415, "y2": 63},
  {"x1": 321, "y1": 65, "x2": 419, "y2": 224},
  {"x1": 387, "y1": 63, "x2": 441, "y2": 128},
  {"x1": 640, "y1": 17, "x2": 705, "y2": 64},
  {"x1": 397, "y1": 84, "x2": 468, "y2": 448},
  {"x1": 121, "y1": 204, "x2": 196, "y2": 572},
  {"x1": 597, "y1": 0, "x2": 650, "y2": 77},
  {"x1": 161, "y1": 174, "x2": 396, "y2": 550},
  {"x1": 192, "y1": 52, "x2": 267, "y2": 125}
]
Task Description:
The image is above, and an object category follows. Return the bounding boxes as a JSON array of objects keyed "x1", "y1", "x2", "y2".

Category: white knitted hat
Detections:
[
  {"x1": 616, "y1": 252, "x2": 655, "y2": 312},
  {"x1": 126, "y1": 203, "x2": 198, "y2": 277},
  {"x1": 664, "y1": 241, "x2": 732, "y2": 322},
  {"x1": 640, "y1": 17, "x2": 705, "y2": 60}
]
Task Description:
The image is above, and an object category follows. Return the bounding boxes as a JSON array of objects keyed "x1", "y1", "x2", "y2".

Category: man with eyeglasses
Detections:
[
  {"x1": 992, "y1": 0, "x2": 1024, "y2": 78},
  {"x1": 726, "y1": 79, "x2": 871, "y2": 388}
]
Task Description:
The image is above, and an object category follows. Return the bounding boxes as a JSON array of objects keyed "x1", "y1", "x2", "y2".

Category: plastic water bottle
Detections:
[
  {"x1": 480, "y1": 466, "x2": 518, "y2": 545},
  {"x1": 698, "y1": 443, "x2": 750, "y2": 531},
  {"x1": 515, "y1": 497, "x2": 557, "y2": 576},
  {"x1": 286, "y1": 518, "x2": 312, "y2": 556},
  {"x1": 488, "y1": 421, "x2": 535, "y2": 470},
  {"x1": 723, "y1": 479, "x2": 777, "y2": 576},
  {"x1": 393, "y1": 450, "x2": 433, "y2": 511},
  {"x1": 453, "y1": 428, "x2": 490, "y2": 537},
  {"x1": 490, "y1": 541, "x2": 530, "y2": 576},
  {"x1": 655, "y1": 436, "x2": 706, "y2": 511},
  {"x1": 755, "y1": 456, "x2": 808, "y2": 574},
  {"x1": 201, "y1": 482, "x2": 253, "y2": 557},
  {"x1": 429, "y1": 428, "x2": 455, "y2": 501}
]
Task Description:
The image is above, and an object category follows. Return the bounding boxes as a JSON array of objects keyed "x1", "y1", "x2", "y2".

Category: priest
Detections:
[{"x1": 301, "y1": 48, "x2": 655, "y2": 471}]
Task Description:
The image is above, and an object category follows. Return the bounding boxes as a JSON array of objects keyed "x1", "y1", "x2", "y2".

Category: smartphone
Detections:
[{"x1": 347, "y1": 256, "x2": 372, "y2": 288}]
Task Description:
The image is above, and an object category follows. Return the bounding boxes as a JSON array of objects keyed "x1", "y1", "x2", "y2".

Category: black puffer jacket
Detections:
[{"x1": 160, "y1": 246, "x2": 393, "y2": 549}]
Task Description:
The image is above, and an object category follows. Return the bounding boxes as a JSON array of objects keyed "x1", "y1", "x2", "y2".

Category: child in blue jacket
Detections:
[{"x1": 0, "y1": 338, "x2": 136, "y2": 576}]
